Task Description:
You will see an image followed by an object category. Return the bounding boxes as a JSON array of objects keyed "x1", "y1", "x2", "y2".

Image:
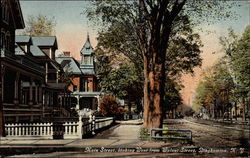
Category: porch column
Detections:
[
  {"x1": 38, "y1": 86, "x2": 43, "y2": 105},
  {"x1": 50, "y1": 92, "x2": 53, "y2": 107},
  {"x1": 56, "y1": 71, "x2": 59, "y2": 84},
  {"x1": 35, "y1": 84, "x2": 38, "y2": 105},
  {"x1": 0, "y1": 65, "x2": 5, "y2": 136},
  {"x1": 96, "y1": 95, "x2": 100, "y2": 111},
  {"x1": 76, "y1": 95, "x2": 80, "y2": 110},
  {"x1": 1, "y1": 66, "x2": 5, "y2": 102},
  {"x1": 14, "y1": 73, "x2": 20, "y2": 105},
  {"x1": 19, "y1": 80, "x2": 23, "y2": 104},
  {"x1": 47, "y1": 92, "x2": 49, "y2": 107},
  {"x1": 45, "y1": 62, "x2": 48, "y2": 83},
  {"x1": 42, "y1": 89, "x2": 46, "y2": 117},
  {"x1": 28, "y1": 79, "x2": 33, "y2": 106}
]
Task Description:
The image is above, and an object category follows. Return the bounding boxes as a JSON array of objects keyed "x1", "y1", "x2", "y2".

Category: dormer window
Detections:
[{"x1": 84, "y1": 55, "x2": 90, "y2": 65}]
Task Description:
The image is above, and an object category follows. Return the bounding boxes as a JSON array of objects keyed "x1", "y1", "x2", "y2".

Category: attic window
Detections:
[{"x1": 84, "y1": 55, "x2": 90, "y2": 65}]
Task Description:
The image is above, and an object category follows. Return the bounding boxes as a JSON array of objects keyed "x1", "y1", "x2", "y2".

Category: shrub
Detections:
[
  {"x1": 100, "y1": 95, "x2": 125, "y2": 116},
  {"x1": 139, "y1": 127, "x2": 149, "y2": 140}
]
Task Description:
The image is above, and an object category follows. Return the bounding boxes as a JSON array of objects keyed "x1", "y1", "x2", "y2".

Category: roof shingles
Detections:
[
  {"x1": 32, "y1": 36, "x2": 57, "y2": 48},
  {"x1": 56, "y1": 57, "x2": 82, "y2": 74},
  {"x1": 15, "y1": 35, "x2": 31, "y2": 43}
]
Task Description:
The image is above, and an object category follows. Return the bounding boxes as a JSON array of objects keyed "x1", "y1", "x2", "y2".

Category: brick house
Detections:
[{"x1": 56, "y1": 34, "x2": 101, "y2": 112}]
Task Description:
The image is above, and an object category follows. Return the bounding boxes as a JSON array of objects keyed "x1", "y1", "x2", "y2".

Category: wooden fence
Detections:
[{"x1": 4, "y1": 117, "x2": 114, "y2": 139}]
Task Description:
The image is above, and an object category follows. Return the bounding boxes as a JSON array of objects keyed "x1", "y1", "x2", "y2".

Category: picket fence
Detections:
[{"x1": 4, "y1": 117, "x2": 114, "y2": 139}]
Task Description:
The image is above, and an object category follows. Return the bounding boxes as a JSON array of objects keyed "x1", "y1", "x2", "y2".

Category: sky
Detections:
[{"x1": 18, "y1": 1, "x2": 250, "y2": 107}]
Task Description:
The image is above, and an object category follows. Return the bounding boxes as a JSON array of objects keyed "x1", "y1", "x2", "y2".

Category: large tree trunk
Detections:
[
  {"x1": 138, "y1": 0, "x2": 186, "y2": 130},
  {"x1": 143, "y1": 50, "x2": 166, "y2": 129}
]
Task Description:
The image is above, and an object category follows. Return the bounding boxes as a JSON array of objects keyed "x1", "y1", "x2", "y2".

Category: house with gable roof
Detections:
[
  {"x1": 15, "y1": 35, "x2": 72, "y2": 118},
  {"x1": 1, "y1": 4, "x2": 72, "y2": 124},
  {"x1": 0, "y1": 0, "x2": 48, "y2": 125},
  {"x1": 56, "y1": 34, "x2": 101, "y2": 112}
]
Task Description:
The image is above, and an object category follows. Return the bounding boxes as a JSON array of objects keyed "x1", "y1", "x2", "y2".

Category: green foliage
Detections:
[
  {"x1": 219, "y1": 25, "x2": 250, "y2": 98},
  {"x1": 184, "y1": 1, "x2": 240, "y2": 26},
  {"x1": 86, "y1": 1, "x2": 238, "y2": 124},
  {"x1": 194, "y1": 26, "x2": 249, "y2": 120},
  {"x1": 231, "y1": 26, "x2": 250, "y2": 93},
  {"x1": 164, "y1": 79, "x2": 183, "y2": 112},
  {"x1": 21, "y1": 14, "x2": 56, "y2": 36},
  {"x1": 166, "y1": 13, "x2": 203, "y2": 77},
  {"x1": 139, "y1": 127, "x2": 149, "y2": 140},
  {"x1": 87, "y1": 2, "x2": 204, "y2": 112},
  {"x1": 193, "y1": 60, "x2": 234, "y2": 112},
  {"x1": 96, "y1": 53, "x2": 143, "y2": 109}
]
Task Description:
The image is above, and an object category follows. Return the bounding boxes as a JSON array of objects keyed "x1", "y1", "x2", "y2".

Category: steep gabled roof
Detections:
[
  {"x1": 15, "y1": 35, "x2": 31, "y2": 43},
  {"x1": 30, "y1": 45, "x2": 46, "y2": 56},
  {"x1": 32, "y1": 36, "x2": 57, "y2": 48},
  {"x1": 56, "y1": 57, "x2": 82, "y2": 74},
  {"x1": 80, "y1": 34, "x2": 94, "y2": 55}
]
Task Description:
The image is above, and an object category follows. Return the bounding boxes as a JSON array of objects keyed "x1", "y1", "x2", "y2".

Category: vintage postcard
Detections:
[{"x1": 0, "y1": 0, "x2": 249, "y2": 157}]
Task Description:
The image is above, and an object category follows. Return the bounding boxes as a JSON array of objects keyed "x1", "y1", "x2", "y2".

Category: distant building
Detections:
[{"x1": 56, "y1": 34, "x2": 100, "y2": 111}]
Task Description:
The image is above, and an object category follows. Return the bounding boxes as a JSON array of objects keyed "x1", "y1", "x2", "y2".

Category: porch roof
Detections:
[{"x1": 71, "y1": 91, "x2": 101, "y2": 97}]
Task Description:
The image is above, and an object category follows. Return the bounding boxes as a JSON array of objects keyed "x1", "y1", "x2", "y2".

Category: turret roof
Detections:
[{"x1": 80, "y1": 33, "x2": 93, "y2": 55}]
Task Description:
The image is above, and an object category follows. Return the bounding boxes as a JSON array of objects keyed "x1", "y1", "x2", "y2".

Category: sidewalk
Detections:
[
  {"x1": 0, "y1": 119, "x2": 174, "y2": 156},
  {"x1": 1, "y1": 119, "x2": 248, "y2": 157},
  {"x1": 115, "y1": 119, "x2": 143, "y2": 125}
]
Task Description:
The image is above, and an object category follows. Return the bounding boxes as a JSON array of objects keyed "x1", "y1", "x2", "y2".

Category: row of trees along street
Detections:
[
  {"x1": 85, "y1": 0, "x2": 240, "y2": 130},
  {"x1": 193, "y1": 26, "x2": 250, "y2": 121}
]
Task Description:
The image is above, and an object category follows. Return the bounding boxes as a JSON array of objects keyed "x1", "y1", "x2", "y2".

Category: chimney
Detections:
[{"x1": 63, "y1": 51, "x2": 71, "y2": 57}]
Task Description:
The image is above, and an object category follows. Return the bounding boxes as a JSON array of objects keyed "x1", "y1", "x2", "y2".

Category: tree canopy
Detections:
[
  {"x1": 231, "y1": 26, "x2": 250, "y2": 93},
  {"x1": 193, "y1": 60, "x2": 234, "y2": 114},
  {"x1": 194, "y1": 25, "x2": 250, "y2": 120},
  {"x1": 86, "y1": 0, "x2": 240, "y2": 129},
  {"x1": 20, "y1": 14, "x2": 56, "y2": 36}
]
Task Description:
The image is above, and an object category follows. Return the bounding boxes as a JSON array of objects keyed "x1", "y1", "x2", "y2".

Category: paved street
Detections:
[{"x1": 1, "y1": 119, "x2": 249, "y2": 157}]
